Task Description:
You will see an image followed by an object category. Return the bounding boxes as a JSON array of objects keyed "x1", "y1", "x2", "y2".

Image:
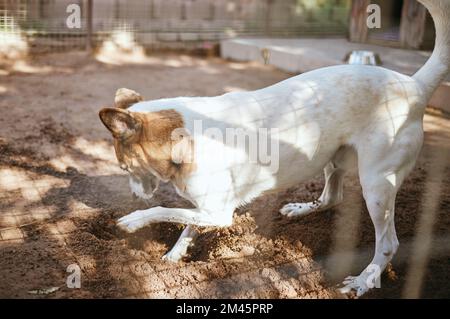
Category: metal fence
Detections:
[{"x1": 0, "y1": 0, "x2": 350, "y2": 53}]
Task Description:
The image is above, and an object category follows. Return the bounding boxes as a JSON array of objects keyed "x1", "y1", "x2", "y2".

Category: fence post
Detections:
[
  {"x1": 86, "y1": 0, "x2": 93, "y2": 52},
  {"x1": 400, "y1": 0, "x2": 427, "y2": 49},
  {"x1": 265, "y1": 0, "x2": 273, "y2": 36},
  {"x1": 349, "y1": 0, "x2": 369, "y2": 43}
]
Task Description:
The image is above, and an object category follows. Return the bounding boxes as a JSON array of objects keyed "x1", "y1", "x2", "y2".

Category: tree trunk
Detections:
[
  {"x1": 400, "y1": 0, "x2": 427, "y2": 49},
  {"x1": 86, "y1": 0, "x2": 93, "y2": 52},
  {"x1": 265, "y1": 0, "x2": 274, "y2": 36},
  {"x1": 349, "y1": 0, "x2": 370, "y2": 43}
]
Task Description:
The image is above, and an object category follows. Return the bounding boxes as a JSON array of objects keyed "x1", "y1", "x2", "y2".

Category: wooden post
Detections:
[
  {"x1": 349, "y1": 0, "x2": 369, "y2": 43},
  {"x1": 400, "y1": 0, "x2": 427, "y2": 49},
  {"x1": 264, "y1": 0, "x2": 273, "y2": 36},
  {"x1": 86, "y1": 0, "x2": 93, "y2": 52},
  {"x1": 209, "y1": 1, "x2": 215, "y2": 21},
  {"x1": 39, "y1": 0, "x2": 44, "y2": 19}
]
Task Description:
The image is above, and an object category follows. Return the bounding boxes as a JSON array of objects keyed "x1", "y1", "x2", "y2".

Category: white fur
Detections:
[
  {"x1": 129, "y1": 178, "x2": 154, "y2": 201},
  {"x1": 128, "y1": 177, "x2": 160, "y2": 207},
  {"x1": 117, "y1": 0, "x2": 450, "y2": 296},
  {"x1": 162, "y1": 226, "x2": 198, "y2": 262}
]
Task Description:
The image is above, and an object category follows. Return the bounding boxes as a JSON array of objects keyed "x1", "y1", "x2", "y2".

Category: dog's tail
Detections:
[{"x1": 414, "y1": 0, "x2": 450, "y2": 98}]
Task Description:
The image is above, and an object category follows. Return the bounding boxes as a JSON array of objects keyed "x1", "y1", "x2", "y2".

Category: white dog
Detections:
[{"x1": 99, "y1": 0, "x2": 449, "y2": 296}]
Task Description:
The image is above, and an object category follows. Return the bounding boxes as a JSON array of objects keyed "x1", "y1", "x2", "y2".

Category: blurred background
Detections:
[{"x1": 0, "y1": 0, "x2": 439, "y2": 52}]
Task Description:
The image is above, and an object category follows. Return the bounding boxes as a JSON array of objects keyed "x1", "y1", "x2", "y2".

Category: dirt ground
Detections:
[{"x1": 0, "y1": 51, "x2": 449, "y2": 299}]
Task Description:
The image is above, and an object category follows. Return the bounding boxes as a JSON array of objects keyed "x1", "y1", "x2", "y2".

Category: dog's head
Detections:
[{"x1": 99, "y1": 89, "x2": 194, "y2": 202}]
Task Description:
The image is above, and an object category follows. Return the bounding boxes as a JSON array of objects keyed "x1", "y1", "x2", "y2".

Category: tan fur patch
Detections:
[{"x1": 114, "y1": 109, "x2": 195, "y2": 191}]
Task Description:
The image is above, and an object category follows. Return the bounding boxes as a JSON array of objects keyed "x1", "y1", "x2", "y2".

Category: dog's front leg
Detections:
[
  {"x1": 117, "y1": 206, "x2": 232, "y2": 232},
  {"x1": 162, "y1": 225, "x2": 198, "y2": 262}
]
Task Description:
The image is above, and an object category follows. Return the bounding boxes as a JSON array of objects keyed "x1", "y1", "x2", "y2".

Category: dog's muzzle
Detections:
[{"x1": 129, "y1": 174, "x2": 160, "y2": 205}]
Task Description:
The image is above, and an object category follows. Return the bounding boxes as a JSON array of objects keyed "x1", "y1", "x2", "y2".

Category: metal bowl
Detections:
[{"x1": 345, "y1": 50, "x2": 382, "y2": 66}]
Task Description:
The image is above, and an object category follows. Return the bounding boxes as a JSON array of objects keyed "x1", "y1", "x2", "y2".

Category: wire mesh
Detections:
[{"x1": 0, "y1": 0, "x2": 351, "y2": 53}]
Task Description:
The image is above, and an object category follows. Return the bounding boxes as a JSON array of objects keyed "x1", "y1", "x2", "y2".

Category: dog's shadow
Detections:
[{"x1": 14, "y1": 161, "x2": 190, "y2": 252}]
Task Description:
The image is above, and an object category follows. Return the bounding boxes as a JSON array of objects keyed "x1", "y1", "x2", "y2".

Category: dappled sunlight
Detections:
[
  {"x1": 0, "y1": 168, "x2": 31, "y2": 191},
  {"x1": 20, "y1": 187, "x2": 40, "y2": 201},
  {"x1": 0, "y1": 227, "x2": 24, "y2": 244},
  {"x1": 67, "y1": 198, "x2": 98, "y2": 213},
  {"x1": 95, "y1": 29, "x2": 150, "y2": 66},
  {"x1": 0, "y1": 207, "x2": 51, "y2": 229},
  {"x1": 9, "y1": 60, "x2": 54, "y2": 74},
  {"x1": 385, "y1": 173, "x2": 397, "y2": 188},
  {"x1": 293, "y1": 122, "x2": 321, "y2": 160},
  {"x1": 96, "y1": 37, "x2": 222, "y2": 71},
  {"x1": 49, "y1": 155, "x2": 83, "y2": 173},
  {"x1": 0, "y1": 22, "x2": 28, "y2": 60},
  {"x1": 72, "y1": 137, "x2": 117, "y2": 163},
  {"x1": 96, "y1": 36, "x2": 198, "y2": 68},
  {"x1": 224, "y1": 57, "x2": 281, "y2": 72},
  {"x1": 44, "y1": 218, "x2": 78, "y2": 241},
  {"x1": 33, "y1": 176, "x2": 69, "y2": 194},
  {"x1": 48, "y1": 146, "x2": 122, "y2": 176},
  {"x1": 44, "y1": 223, "x2": 74, "y2": 247},
  {"x1": 0, "y1": 57, "x2": 75, "y2": 75},
  {"x1": 197, "y1": 65, "x2": 221, "y2": 75},
  {"x1": 0, "y1": 12, "x2": 30, "y2": 77},
  {"x1": 424, "y1": 113, "x2": 450, "y2": 133},
  {"x1": 95, "y1": 45, "x2": 148, "y2": 66},
  {"x1": 423, "y1": 113, "x2": 450, "y2": 148},
  {"x1": 6, "y1": 60, "x2": 59, "y2": 74},
  {"x1": 290, "y1": 80, "x2": 323, "y2": 110},
  {"x1": 228, "y1": 62, "x2": 252, "y2": 70},
  {"x1": 163, "y1": 58, "x2": 188, "y2": 68},
  {"x1": 403, "y1": 139, "x2": 450, "y2": 298},
  {"x1": 270, "y1": 45, "x2": 307, "y2": 55},
  {"x1": 223, "y1": 86, "x2": 247, "y2": 93}
]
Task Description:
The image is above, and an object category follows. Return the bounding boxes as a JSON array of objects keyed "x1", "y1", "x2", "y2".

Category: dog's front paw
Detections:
[
  {"x1": 279, "y1": 202, "x2": 317, "y2": 218},
  {"x1": 338, "y1": 275, "x2": 370, "y2": 297},
  {"x1": 117, "y1": 210, "x2": 148, "y2": 233},
  {"x1": 162, "y1": 241, "x2": 192, "y2": 263},
  {"x1": 161, "y1": 251, "x2": 184, "y2": 263}
]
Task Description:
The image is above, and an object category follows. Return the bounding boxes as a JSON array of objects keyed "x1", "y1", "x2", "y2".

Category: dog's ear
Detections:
[
  {"x1": 99, "y1": 107, "x2": 141, "y2": 139},
  {"x1": 115, "y1": 88, "x2": 143, "y2": 109}
]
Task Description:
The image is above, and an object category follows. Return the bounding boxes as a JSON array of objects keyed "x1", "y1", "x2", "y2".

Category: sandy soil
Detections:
[{"x1": 0, "y1": 51, "x2": 449, "y2": 298}]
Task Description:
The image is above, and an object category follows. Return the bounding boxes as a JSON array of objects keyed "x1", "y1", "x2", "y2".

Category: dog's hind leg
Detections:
[
  {"x1": 280, "y1": 146, "x2": 355, "y2": 218},
  {"x1": 339, "y1": 125, "x2": 422, "y2": 296},
  {"x1": 280, "y1": 162, "x2": 344, "y2": 217},
  {"x1": 162, "y1": 225, "x2": 198, "y2": 262},
  {"x1": 339, "y1": 171, "x2": 401, "y2": 296}
]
